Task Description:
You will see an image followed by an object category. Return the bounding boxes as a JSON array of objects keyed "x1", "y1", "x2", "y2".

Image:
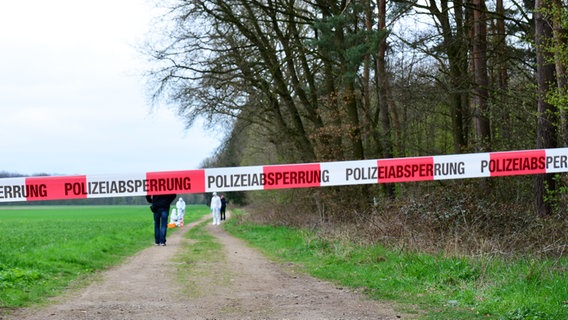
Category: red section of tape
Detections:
[
  {"x1": 488, "y1": 150, "x2": 546, "y2": 176},
  {"x1": 377, "y1": 157, "x2": 434, "y2": 183},
  {"x1": 263, "y1": 163, "x2": 322, "y2": 189},
  {"x1": 26, "y1": 175, "x2": 87, "y2": 201},
  {"x1": 146, "y1": 170, "x2": 205, "y2": 195}
]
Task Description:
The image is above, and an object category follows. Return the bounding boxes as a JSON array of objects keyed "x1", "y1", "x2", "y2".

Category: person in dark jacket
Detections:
[
  {"x1": 146, "y1": 194, "x2": 177, "y2": 246},
  {"x1": 220, "y1": 195, "x2": 227, "y2": 221}
]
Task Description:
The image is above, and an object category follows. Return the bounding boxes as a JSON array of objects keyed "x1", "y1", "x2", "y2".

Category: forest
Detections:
[{"x1": 143, "y1": 0, "x2": 567, "y2": 256}]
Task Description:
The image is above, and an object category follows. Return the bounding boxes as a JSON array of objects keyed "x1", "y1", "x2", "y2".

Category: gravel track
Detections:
[{"x1": 4, "y1": 213, "x2": 413, "y2": 320}]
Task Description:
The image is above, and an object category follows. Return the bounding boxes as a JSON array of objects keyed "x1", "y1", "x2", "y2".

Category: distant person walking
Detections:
[
  {"x1": 146, "y1": 194, "x2": 177, "y2": 246},
  {"x1": 220, "y1": 195, "x2": 227, "y2": 221},
  {"x1": 176, "y1": 197, "x2": 186, "y2": 227},
  {"x1": 210, "y1": 192, "x2": 222, "y2": 225}
]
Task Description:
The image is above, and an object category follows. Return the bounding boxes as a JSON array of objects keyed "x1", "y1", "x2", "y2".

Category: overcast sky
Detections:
[{"x1": 0, "y1": 0, "x2": 221, "y2": 176}]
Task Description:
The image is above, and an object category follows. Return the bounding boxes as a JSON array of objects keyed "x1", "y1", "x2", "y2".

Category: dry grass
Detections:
[{"x1": 241, "y1": 180, "x2": 567, "y2": 258}]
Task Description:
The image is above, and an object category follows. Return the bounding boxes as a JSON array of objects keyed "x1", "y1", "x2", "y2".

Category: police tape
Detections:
[{"x1": 1, "y1": 148, "x2": 567, "y2": 202}]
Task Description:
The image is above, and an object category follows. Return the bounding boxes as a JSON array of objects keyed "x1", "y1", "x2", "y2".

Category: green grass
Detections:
[
  {"x1": 224, "y1": 209, "x2": 568, "y2": 319},
  {"x1": 174, "y1": 210, "x2": 226, "y2": 297},
  {"x1": 0, "y1": 205, "x2": 207, "y2": 309}
]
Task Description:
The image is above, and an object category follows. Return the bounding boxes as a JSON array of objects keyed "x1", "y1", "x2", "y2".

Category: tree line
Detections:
[{"x1": 144, "y1": 0, "x2": 566, "y2": 217}]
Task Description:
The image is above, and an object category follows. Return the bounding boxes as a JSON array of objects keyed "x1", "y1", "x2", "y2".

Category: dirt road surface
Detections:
[{"x1": 5, "y1": 215, "x2": 413, "y2": 320}]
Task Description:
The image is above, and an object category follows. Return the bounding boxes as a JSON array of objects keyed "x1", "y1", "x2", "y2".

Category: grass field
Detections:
[{"x1": 0, "y1": 205, "x2": 210, "y2": 309}]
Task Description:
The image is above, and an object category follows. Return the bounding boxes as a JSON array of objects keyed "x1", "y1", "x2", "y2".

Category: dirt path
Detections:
[{"x1": 5, "y1": 214, "x2": 412, "y2": 320}]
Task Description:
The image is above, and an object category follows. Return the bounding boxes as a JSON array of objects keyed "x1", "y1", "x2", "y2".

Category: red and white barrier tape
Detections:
[{"x1": 1, "y1": 148, "x2": 567, "y2": 202}]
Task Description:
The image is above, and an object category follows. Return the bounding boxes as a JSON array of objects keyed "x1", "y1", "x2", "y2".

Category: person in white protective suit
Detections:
[
  {"x1": 210, "y1": 192, "x2": 222, "y2": 225},
  {"x1": 176, "y1": 197, "x2": 186, "y2": 227},
  {"x1": 169, "y1": 208, "x2": 179, "y2": 226}
]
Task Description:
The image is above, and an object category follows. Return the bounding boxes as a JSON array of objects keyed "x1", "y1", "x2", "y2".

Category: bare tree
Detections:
[
  {"x1": 534, "y1": 0, "x2": 559, "y2": 216},
  {"x1": 409, "y1": 0, "x2": 471, "y2": 153},
  {"x1": 550, "y1": 0, "x2": 568, "y2": 146},
  {"x1": 472, "y1": 0, "x2": 491, "y2": 151},
  {"x1": 147, "y1": 0, "x2": 387, "y2": 164}
]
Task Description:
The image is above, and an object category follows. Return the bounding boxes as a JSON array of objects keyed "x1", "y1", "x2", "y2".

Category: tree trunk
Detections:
[
  {"x1": 472, "y1": 0, "x2": 491, "y2": 151},
  {"x1": 376, "y1": 0, "x2": 395, "y2": 197},
  {"x1": 495, "y1": 0, "x2": 511, "y2": 142},
  {"x1": 428, "y1": 0, "x2": 469, "y2": 153},
  {"x1": 362, "y1": 0, "x2": 373, "y2": 157},
  {"x1": 551, "y1": 0, "x2": 568, "y2": 146},
  {"x1": 535, "y1": 0, "x2": 559, "y2": 216}
]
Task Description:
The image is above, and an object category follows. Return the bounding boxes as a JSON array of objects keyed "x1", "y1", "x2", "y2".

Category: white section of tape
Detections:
[
  {"x1": 86, "y1": 173, "x2": 148, "y2": 198},
  {"x1": 433, "y1": 153, "x2": 491, "y2": 180},
  {"x1": 321, "y1": 159, "x2": 378, "y2": 186},
  {"x1": 0, "y1": 177, "x2": 28, "y2": 202},
  {"x1": 545, "y1": 149, "x2": 568, "y2": 173},
  {"x1": 205, "y1": 165, "x2": 265, "y2": 192}
]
